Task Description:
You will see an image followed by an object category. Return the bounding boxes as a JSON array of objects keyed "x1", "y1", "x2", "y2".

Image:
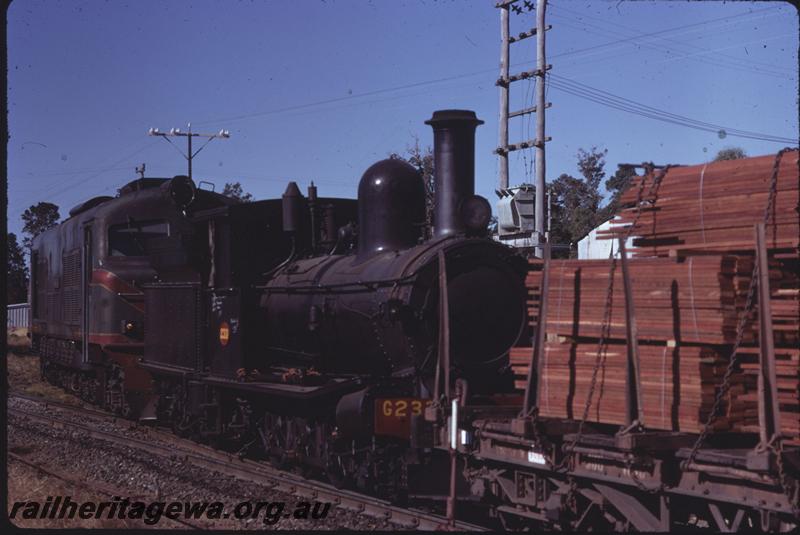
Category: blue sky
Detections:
[{"x1": 7, "y1": 0, "x2": 798, "y2": 239}]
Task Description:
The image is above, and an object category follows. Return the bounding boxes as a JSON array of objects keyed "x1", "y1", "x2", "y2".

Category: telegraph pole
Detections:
[
  {"x1": 498, "y1": 4, "x2": 510, "y2": 190},
  {"x1": 148, "y1": 123, "x2": 230, "y2": 180},
  {"x1": 495, "y1": 0, "x2": 551, "y2": 255},
  {"x1": 534, "y1": 0, "x2": 547, "y2": 257}
]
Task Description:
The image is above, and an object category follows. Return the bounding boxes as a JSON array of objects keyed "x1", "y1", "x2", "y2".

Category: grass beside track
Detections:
[{"x1": 6, "y1": 327, "x2": 87, "y2": 407}]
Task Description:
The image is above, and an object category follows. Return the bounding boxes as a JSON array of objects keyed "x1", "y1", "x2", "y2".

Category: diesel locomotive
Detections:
[
  {"x1": 32, "y1": 110, "x2": 528, "y2": 497},
  {"x1": 29, "y1": 176, "x2": 234, "y2": 415}
]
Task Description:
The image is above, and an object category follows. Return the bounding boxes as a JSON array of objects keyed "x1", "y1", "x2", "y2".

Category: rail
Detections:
[{"x1": 8, "y1": 393, "x2": 489, "y2": 531}]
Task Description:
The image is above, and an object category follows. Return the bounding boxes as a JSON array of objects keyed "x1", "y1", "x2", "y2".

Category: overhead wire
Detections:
[
  {"x1": 551, "y1": 73, "x2": 796, "y2": 141},
  {"x1": 15, "y1": 140, "x2": 160, "y2": 209},
  {"x1": 550, "y1": 15, "x2": 793, "y2": 81},
  {"x1": 549, "y1": 4, "x2": 790, "y2": 77},
  {"x1": 550, "y1": 2, "x2": 793, "y2": 74},
  {"x1": 193, "y1": 6, "x2": 790, "y2": 128},
  {"x1": 548, "y1": 74, "x2": 796, "y2": 144},
  {"x1": 11, "y1": 2, "x2": 796, "y2": 211}
]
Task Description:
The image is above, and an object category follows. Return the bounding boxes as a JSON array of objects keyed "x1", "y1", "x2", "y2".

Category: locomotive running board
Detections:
[{"x1": 200, "y1": 375, "x2": 361, "y2": 400}]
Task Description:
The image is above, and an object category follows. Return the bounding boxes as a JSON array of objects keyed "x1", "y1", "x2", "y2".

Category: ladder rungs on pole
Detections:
[
  {"x1": 508, "y1": 102, "x2": 551, "y2": 119},
  {"x1": 496, "y1": 65, "x2": 552, "y2": 86},
  {"x1": 509, "y1": 24, "x2": 552, "y2": 43},
  {"x1": 494, "y1": 137, "x2": 552, "y2": 154}
]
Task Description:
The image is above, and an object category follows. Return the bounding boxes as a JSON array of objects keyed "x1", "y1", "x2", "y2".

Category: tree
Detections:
[
  {"x1": 221, "y1": 182, "x2": 253, "y2": 202},
  {"x1": 549, "y1": 174, "x2": 596, "y2": 252},
  {"x1": 21, "y1": 202, "x2": 60, "y2": 249},
  {"x1": 576, "y1": 146, "x2": 608, "y2": 200},
  {"x1": 548, "y1": 147, "x2": 607, "y2": 257},
  {"x1": 600, "y1": 164, "x2": 638, "y2": 220},
  {"x1": 389, "y1": 138, "x2": 435, "y2": 238},
  {"x1": 713, "y1": 147, "x2": 747, "y2": 161},
  {"x1": 7, "y1": 233, "x2": 29, "y2": 304}
]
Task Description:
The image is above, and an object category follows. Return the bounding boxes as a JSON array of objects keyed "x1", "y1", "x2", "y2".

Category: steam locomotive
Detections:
[
  {"x1": 27, "y1": 112, "x2": 800, "y2": 529},
  {"x1": 31, "y1": 110, "x2": 527, "y2": 497}
]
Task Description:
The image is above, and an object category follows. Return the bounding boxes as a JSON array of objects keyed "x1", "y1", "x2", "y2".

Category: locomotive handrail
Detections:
[
  {"x1": 255, "y1": 235, "x2": 508, "y2": 294},
  {"x1": 254, "y1": 271, "x2": 419, "y2": 293}
]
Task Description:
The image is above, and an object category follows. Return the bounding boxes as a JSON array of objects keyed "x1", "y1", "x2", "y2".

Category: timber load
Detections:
[
  {"x1": 597, "y1": 149, "x2": 799, "y2": 257},
  {"x1": 512, "y1": 149, "x2": 799, "y2": 444}
]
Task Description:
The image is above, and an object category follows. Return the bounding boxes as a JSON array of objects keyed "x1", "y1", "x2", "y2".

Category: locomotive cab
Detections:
[{"x1": 141, "y1": 194, "x2": 359, "y2": 380}]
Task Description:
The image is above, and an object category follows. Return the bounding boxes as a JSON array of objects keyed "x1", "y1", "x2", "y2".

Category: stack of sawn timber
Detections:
[
  {"x1": 596, "y1": 150, "x2": 799, "y2": 257},
  {"x1": 511, "y1": 150, "x2": 799, "y2": 443}
]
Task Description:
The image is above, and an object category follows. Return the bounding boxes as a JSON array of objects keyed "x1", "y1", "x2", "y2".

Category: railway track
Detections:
[
  {"x1": 8, "y1": 393, "x2": 488, "y2": 531},
  {"x1": 8, "y1": 451, "x2": 204, "y2": 529}
]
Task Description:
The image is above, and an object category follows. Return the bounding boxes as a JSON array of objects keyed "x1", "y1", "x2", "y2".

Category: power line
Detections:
[
  {"x1": 635, "y1": 33, "x2": 795, "y2": 76},
  {"x1": 10, "y1": 4, "x2": 795, "y2": 214},
  {"x1": 548, "y1": 74, "x2": 797, "y2": 144},
  {"x1": 550, "y1": 73, "x2": 795, "y2": 141},
  {"x1": 13, "y1": 164, "x2": 134, "y2": 179},
  {"x1": 9, "y1": 164, "x2": 135, "y2": 195},
  {"x1": 550, "y1": 14, "x2": 793, "y2": 81},
  {"x1": 15, "y1": 140, "x2": 160, "y2": 209},
  {"x1": 549, "y1": 5, "x2": 789, "y2": 74},
  {"x1": 550, "y1": 3, "x2": 792, "y2": 75},
  {"x1": 195, "y1": 6, "x2": 788, "y2": 128},
  {"x1": 192, "y1": 69, "x2": 494, "y2": 127}
]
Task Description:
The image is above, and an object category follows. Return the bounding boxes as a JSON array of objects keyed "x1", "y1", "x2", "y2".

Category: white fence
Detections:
[{"x1": 7, "y1": 303, "x2": 30, "y2": 329}]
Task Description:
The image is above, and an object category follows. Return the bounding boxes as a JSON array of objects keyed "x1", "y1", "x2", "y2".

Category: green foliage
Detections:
[
  {"x1": 221, "y1": 182, "x2": 253, "y2": 202},
  {"x1": 21, "y1": 202, "x2": 60, "y2": 249},
  {"x1": 389, "y1": 138, "x2": 435, "y2": 238},
  {"x1": 7, "y1": 232, "x2": 29, "y2": 303},
  {"x1": 600, "y1": 164, "x2": 638, "y2": 220},
  {"x1": 713, "y1": 147, "x2": 747, "y2": 161},
  {"x1": 576, "y1": 146, "x2": 608, "y2": 200},
  {"x1": 548, "y1": 147, "x2": 608, "y2": 257}
]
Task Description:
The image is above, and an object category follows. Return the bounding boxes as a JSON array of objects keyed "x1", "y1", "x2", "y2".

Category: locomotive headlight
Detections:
[{"x1": 125, "y1": 322, "x2": 135, "y2": 332}]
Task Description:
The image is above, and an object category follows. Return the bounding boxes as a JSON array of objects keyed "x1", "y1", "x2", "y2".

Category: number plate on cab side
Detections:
[{"x1": 374, "y1": 398, "x2": 432, "y2": 439}]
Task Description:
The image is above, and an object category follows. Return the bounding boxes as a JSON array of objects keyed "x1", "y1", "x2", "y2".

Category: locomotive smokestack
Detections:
[{"x1": 425, "y1": 110, "x2": 484, "y2": 238}]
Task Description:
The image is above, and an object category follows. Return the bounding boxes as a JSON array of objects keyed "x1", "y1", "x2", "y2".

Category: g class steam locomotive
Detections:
[{"x1": 31, "y1": 110, "x2": 527, "y2": 496}]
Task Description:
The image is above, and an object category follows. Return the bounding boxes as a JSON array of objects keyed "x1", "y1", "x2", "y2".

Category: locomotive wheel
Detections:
[
  {"x1": 261, "y1": 414, "x2": 290, "y2": 469},
  {"x1": 324, "y1": 453, "x2": 354, "y2": 490},
  {"x1": 268, "y1": 453, "x2": 287, "y2": 470},
  {"x1": 325, "y1": 465, "x2": 348, "y2": 489},
  {"x1": 70, "y1": 374, "x2": 81, "y2": 394}
]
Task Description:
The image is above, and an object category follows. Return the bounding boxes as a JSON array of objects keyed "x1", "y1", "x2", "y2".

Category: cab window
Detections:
[{"x1": 108, "y1": 220, "x2": 169, "y2": 256}]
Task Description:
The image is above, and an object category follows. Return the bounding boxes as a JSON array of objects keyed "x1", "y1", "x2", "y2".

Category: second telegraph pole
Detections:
[{"x1": 148, "y1": 123, "x2": 230, "y2": 180}]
